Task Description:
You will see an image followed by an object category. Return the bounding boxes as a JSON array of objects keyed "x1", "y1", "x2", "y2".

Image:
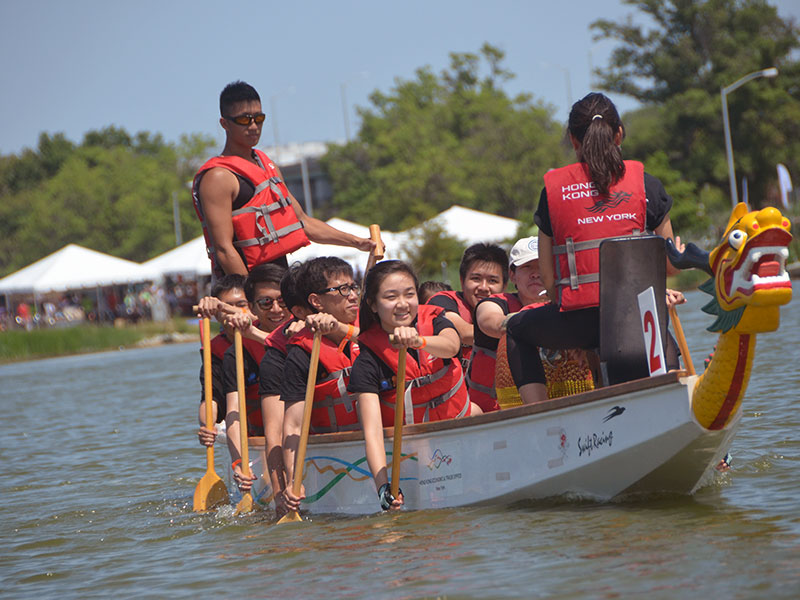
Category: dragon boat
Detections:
[{"x1": 221, "y1": 203, "x2": 793, "y2": 515}]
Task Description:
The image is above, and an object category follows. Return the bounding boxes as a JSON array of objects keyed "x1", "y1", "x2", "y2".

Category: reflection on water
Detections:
[{"x1": 1, "y1": 286, "x2": 799, "y2": 598}]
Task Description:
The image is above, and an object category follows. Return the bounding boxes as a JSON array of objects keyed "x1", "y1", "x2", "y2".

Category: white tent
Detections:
[
  {"x1": 414, "y1": 205, "x2": 520, "y2": 245},
  {"x1": 143, "y1": 236, "x2": 212, "y2": 278},
  {"x1": 0, "y1": 244, "x2": 158, "y2": 294}
]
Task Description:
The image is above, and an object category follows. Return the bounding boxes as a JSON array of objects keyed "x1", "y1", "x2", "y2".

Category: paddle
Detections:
[
  {"x1": 233, "y1": 328, "x2": 254, "y2": 515},
  {"x1": 193, "y1": 318, "x2": 230, "y2": 512},
  {"x1": 390, "y1": 347, "x2": 408, "y2": 498},
  {"x1": 669, "y1": 305, "x2": 695, "y2": 376},
  {"x1": 277, "y1": 330, "x2": 323, "y2": 523},
  {"x1": 360, "y1": 225, "x2": 384, "y2": 299}
]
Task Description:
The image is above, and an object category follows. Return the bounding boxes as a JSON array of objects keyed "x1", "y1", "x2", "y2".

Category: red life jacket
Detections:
[
  {"x1": 426, "y1": 290, "x2": 473, "y2": 366},
  {"x1": 192, "y1": 149, "x2": 310, "y2": 273},
  {"x1": 288, "y1": 329, "x2": 360, "y2": 434},
  {"x1": 467, "y1": 293, "x2": 524, "y2": 412},
  {"x1": 208, "y1": 333, "x2": 232, "y2": 361},
  {"x1": 545, "y1": 160, "x2": 646, "y2": 311},
  {"x1": 265, "y1": 317, "x2": 296, "y2": 356},
  {"x1": 356, "y1": 305, "x2": 470, "y2": 426}
]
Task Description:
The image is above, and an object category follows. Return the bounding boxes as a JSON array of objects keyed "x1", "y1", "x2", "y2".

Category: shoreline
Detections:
[{"x1": 0, "y1": 320, "x2": 201, "y2": 364}]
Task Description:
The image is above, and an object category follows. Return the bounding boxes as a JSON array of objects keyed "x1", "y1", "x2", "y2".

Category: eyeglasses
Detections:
[
  {"x1": 318, "y1": 283, "x2": 360, "y2": 297},
  {"x1": 254, "y1": 297, "x2": 286, "y2": 310},
  {"x1": 225, "y1": 112, "x2": 266, "y2": 126}
]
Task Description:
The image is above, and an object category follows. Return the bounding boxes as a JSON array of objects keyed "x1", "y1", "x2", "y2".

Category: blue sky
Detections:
[{"x1": 1, "y1": 0, "x2": 797, "y2": 156}]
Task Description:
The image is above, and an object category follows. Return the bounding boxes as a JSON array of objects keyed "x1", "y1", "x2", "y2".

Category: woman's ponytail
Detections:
[{"x1": 567, "y1": 93, "x2": 625, "y2": 196}]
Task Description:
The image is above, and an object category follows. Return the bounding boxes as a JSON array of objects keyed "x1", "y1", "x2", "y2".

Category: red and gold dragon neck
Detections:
[{"x1": 688, "y1": 203, "x2": 792, "y2": 429}]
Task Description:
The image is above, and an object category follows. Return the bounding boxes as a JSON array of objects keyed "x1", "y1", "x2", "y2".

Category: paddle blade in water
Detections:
[
  {"x1": 277, "y1": 510, "x2": 303, "y2": 524},
  {"x1": 234, "y1": 492, "x2": 254, "y2": 516},
  {"x1": 193, "y1": 472, "x2": 229, "y2": 512}
]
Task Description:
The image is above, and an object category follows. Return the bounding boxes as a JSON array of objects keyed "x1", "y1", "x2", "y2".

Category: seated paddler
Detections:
[
  {"x1": 425, "y1": 243, "x2": 509, "y2": 372},
  {"x1": 350, "y1": 260, "x2": 482, "y2": 512},
  {"x1": 194, "y1": 274, "x2": 248, "y2": 448},
  {"x1": 280, "y1": 257, "x2": 361, "y2": 509},
  {"x1": 219, "y1": 264, "x2": 290, "y2": 492}
]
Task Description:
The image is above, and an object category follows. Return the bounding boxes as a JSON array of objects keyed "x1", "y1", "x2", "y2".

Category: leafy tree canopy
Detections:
[
  {"x1": 322, "y1": 43, "x2": 569, "y2": 229},
  {"x1": 0, "y1": 129, "x2": 214, "y2": 276},
  {"x1": 592, "y1": 0, "x2": 800, "y2": 222}
]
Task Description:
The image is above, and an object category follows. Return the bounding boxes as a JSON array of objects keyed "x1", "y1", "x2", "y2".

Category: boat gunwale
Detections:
[{"x1": 247, "y1": 371, "x2": 686, "y2": 447}]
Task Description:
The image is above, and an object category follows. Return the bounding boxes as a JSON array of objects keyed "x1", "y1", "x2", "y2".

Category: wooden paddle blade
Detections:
[
  {"x1": 234, "y1": 492, "x2": 254, "y2": 515},
  {"x1": 193, "y1": 471, "x2": 229, "y2": 512},
  {"x1": 277, "y1": 510, "x2": 303, "y2": 524}
]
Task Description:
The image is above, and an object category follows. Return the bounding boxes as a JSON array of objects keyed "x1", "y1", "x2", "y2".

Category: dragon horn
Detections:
[{"x1": 665, "y1": 238, "x2": 712, "y2": 275}]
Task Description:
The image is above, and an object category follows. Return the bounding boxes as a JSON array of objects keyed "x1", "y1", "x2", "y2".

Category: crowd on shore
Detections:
[{"x1": 0, "y1": 279, "x2": 206, "y2": 332}]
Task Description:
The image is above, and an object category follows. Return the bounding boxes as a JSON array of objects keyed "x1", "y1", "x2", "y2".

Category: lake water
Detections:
[{"x1": 1, "y1": 287, "x2": 799, "y2": 599}]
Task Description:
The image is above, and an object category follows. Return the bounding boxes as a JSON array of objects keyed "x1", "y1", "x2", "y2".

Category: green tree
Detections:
[
  {"x1": 0, "y1": 129, "x2": 214, "y2": 276},
  {"x1": 322, "y1": 43, "x2": 568, "y2": 229},
  {"x1": 403, "y1": 222, "x2": 467, "y2": 282},
  {"x1": 592, "y1": 0, "x2": 800, "y2": 223}
]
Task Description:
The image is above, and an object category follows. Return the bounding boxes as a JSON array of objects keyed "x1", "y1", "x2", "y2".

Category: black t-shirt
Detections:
[
  {"x1": 222, "y1": 344, "x2": 261, "y2": 396},
  {"x1": 198, "y1": 351, "x2": 225, "y2": 423},
  {"x1": 473, "y1": 295, "x2": 517, "y2": 354},
  {"x1": 279, "y1": 342, "x2": 353, "y2": 404},
  {"x1": 426, "y1": 291, "x2": 470, "y2": 320},
  {"x1": 347, "y1": 313, "x2": 456, "y2": 396},
  {"x1": 535, "y1": 172, "x2": 673, "y2": 236},
  {"x1": 259, "y1": 346, "x2": 287, "y2": 397}
]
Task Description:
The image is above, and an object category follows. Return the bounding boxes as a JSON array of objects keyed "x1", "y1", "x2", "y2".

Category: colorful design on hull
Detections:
[
  {"x1": 301, "y1": 452, "x2": 418, "y2": 504},
  {"x1": 427, "y1": 449, "x2": 453, "y2": 470}
]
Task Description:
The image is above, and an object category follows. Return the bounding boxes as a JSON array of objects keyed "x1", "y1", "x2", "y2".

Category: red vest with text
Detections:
[
  {"x1": 241, "y1": 336, "x2": 267, "y2": 436},
  {"x1": 545, "y1": 160, "x2": 646, "y2": 311},
  {"x1": 192, "y1": 149, "x2": 310, "y2": 274},
  {"x1": 466, "y1": 293, "x2": 524, "y2": 412},
  {"x1": 288, "y1": 329, "x2": 360, "y2": 434},
  {"x1": 427, "y1": 290, "x2": 473, "y2": 366},
  {"x1": 357, "y1": 305, "x2": 470, "y2": 426}
]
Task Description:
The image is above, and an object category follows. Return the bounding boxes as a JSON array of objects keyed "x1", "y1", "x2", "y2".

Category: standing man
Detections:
[{"x1": 193, "y1": 80, "x2": 375, "y2": 277}]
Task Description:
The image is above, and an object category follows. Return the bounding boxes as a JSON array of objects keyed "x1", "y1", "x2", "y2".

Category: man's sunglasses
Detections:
[
  {"x1": 317, "y1": 283, "x2": 360, "y2": 297},
  {"x1": 225, "y1": 112, "x2": 266, "y2": 126},
  {"x1": 255, "y1": 297, "x2": 286, "y2": 310}
]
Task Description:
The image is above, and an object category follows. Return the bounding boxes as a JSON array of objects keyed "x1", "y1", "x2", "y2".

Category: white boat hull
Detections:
[{"x1": 231, "y1": 373, "x2": 734, "y2": 515}]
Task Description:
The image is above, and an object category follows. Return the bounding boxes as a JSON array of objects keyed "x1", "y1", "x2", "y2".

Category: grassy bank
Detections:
[{"x1": 0, "y1": 319, "x2": 199, "y2": 363}]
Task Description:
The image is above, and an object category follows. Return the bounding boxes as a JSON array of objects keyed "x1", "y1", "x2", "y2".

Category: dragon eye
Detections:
[{"x1": 728, "y1": 229, "x2": 747, "y2": 250}]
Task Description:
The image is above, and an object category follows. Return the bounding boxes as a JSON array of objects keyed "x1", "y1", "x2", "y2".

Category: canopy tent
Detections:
[
  {"x1": 414, "y1": 205, "x2": 520, "y2": 245},
  {"x1": 142, "y1": 236, "x2": 212, "y2": 279},
  {"x1": 0, "y1": 244, "x2": 158, "y2": 295}
]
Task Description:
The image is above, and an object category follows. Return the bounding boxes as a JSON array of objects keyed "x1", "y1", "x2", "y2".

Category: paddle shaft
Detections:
[
  {"x1": 202, "y1": 318, "x2": 215, "y2": 468},
  {"x1": 669, "y1": 305, "x2": 695, "y2": 376},
  {"x1": 365, "y1": 224, "x2": 384, "y2": 272},
  {"x1": 390, "y1": 348, "x2": 407, "y2": 498},
  {"x1": 234, "y1": 329, "x2": 252, "y2": 478},
  {"x1": 360, "y1": 225, "x2": 384, "y2": 302},
  {"x1": 290, "y1": 331, "x2": 322, "y2": 499}
]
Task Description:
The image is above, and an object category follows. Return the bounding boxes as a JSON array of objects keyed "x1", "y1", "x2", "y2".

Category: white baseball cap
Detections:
[{"x1": 509, "y1": 236, "x2": 539, "y2": 267}]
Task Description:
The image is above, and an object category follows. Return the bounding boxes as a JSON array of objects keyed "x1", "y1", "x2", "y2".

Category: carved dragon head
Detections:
[{"x1": 667, "y1": 203, "x2": 793, "y2": 334}]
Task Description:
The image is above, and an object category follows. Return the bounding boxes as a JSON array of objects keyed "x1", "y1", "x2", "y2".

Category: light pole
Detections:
[
  {"x1": 269, "y1": 86, "x2": 296, "y2": 163},
  {"x1": 721, "y1": 67, "x2": 778, "y2": 207}
]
